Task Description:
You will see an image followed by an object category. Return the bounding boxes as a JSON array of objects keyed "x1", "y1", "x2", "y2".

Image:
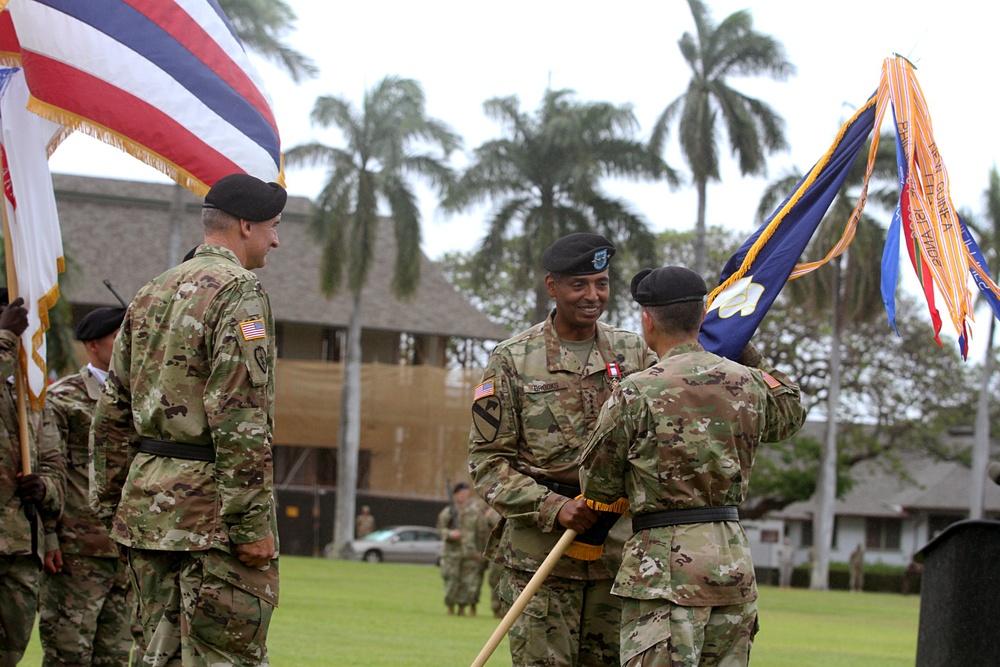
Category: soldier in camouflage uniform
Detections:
[
  {"x1": 38, "y1": 306, "x2": 134, "y2": 666},
  {"x1": 469, "y1": 233, "x2": 657, "y2": 666},
  {"x1": 436, "y1": 482, "x2": 490, "y2": 616},
  {"x1": 89, "y1": 174, "x2": 286, "y2": 667},
  {"x1": 0, "y1": 293, "x2": 66, "y2": 667},
  {"x1": 579, "y1": 266, "x2": 807, "y2": 667}
]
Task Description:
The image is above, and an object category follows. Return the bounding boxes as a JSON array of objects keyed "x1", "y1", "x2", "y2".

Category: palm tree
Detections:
[
  {"x1": 757, "y1": 133, "x2": 897, "y2": 590},
  {"x1": 444, "y1": 89, "x2": 675, "y2": 325},
  {"x1": 284, "y1": 76, "x2": 459, "y2": 556},
  {"x1": 217, "y1": 0, "x2": 318, "y2": 83},
  {"x1": 651, "y1": 0, "x2": 795, "y2": 278},
  {"x1": 966, "y1": 167, "x2": 1000, "y2": 519}
]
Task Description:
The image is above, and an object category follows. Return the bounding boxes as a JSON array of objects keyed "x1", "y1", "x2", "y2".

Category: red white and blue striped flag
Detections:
[{"x1": 2, "y1": 0, "x2": 283, "y2": 196}]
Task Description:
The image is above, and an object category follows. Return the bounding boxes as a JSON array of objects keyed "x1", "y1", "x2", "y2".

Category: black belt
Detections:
[
  {"x1": 538, "y1": 479, "x2": 581, "y2": 498},
  {"x1": 139, "y1": 437, "x2": 215, "y2": 462},
  {"x1": 632, "y1": 506, "x2": 739, "y2": 532}
]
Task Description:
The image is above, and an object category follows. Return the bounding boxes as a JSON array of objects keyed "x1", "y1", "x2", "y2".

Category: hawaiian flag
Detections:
[
  {"x1": 2, "y1": 0, "x2": 283, "y2": 195},
  {"x1": 0, "y1": 67, "x2": 64, "y2": 409},
  {"x1": 703, "y1": 56, "x2": 1000, "y2": 361}
]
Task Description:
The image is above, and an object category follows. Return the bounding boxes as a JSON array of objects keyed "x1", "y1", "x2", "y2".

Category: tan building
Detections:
[{"x1": 52, "y1": 173, "x2": 508, "y2": 555}]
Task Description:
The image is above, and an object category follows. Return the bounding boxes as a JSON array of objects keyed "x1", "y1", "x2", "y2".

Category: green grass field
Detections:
[{"x1": 21, "y1": 555, "x2": 920, "y2": 666}]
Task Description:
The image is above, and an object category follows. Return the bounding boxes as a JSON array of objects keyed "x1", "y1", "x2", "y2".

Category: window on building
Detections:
[
  {"x1": 799, "y1": 519, "x2": 839, "y2": 549},
  {"x1": 865, "y1": 518, "x2": 902, "y2": 550}
]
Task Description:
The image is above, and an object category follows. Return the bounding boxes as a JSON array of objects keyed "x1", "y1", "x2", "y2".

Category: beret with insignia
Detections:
[
  {"x1": 75, "y1": 306, "x2": 127, "y2": 341},
  {"x1": 542, "y1": 233, "x2": 616, "y2": 275},
  {"x1": 203, "y1": 173, "x2": 287, "y2": 222},
  {"x1": 630, "y1": 266, "x2": 707, "y2": 307}
]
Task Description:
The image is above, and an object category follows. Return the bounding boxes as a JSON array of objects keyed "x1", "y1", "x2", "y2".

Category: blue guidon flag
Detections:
[
  {"x1": 700, "y1": 56, "x2": 1000, "y2": 361},
  {"x1": 1, "y1": 0, "x2": 283, "y2": 196},
  {"x1": 699, "y1": 98, "x2": 878, "y2": 360}
]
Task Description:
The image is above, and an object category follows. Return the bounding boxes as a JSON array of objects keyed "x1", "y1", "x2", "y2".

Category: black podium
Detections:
[{"x1": 914, "y1": 519, "x2": 1000, "y2": 666}]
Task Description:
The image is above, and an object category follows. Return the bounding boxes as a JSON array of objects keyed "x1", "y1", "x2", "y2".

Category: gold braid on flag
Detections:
[{"x1": 707, "y1": 97, "x2": 878, "y2": 309}]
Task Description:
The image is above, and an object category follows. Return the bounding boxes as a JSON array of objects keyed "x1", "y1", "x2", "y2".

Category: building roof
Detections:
[
  {"x1": 771, "y1": 424, "x2": 1000, "y2": 520},
  {"x1": 52, "y1": 173, "x2": 508, "y2": 341}
]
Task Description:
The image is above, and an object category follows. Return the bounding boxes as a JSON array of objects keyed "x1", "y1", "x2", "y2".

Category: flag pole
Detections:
[
  {"x1": 470, "y1": 529, "x2": 577, "y2": 667},
  {"x1": 1, "y1": 200, "x2": 31, "y2": 475}
]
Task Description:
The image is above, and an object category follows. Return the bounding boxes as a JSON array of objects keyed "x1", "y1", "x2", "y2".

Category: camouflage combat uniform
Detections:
[
  {"x1": 469, "y1": 313, "x2": 656, "y2": 666},
  {"x1": 436, "y1": 500, "x2": 490, "y2": 611},
  {"x1": 0, "y1": 329, "x2": 65, "y2": 667},
  {"x1": 39, "y1": 365, "x2": 134, "y2": 666},
  {"x1": 90, "y1": 245, "x2": 279, "y2": 667},
  {"x1": 580, "y1": 342, "x2": 806, "y2": 666}
]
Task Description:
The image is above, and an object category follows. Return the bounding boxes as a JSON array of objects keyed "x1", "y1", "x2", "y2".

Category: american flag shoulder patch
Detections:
[
  {"x1": 760, "y1": 371, "x2": 781, "y2": 389},
  {"x1": 473, "y1": 380, "x2": 495, "y2": 400},
  {"x1": 240, "y1": 319, "x2": 266, "y2": 341}
]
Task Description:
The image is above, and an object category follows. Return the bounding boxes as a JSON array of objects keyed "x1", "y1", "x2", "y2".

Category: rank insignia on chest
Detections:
[
  {"x1": 606, "y1": 362, "x2": 622, "y2": 385},
  {"x1": 240, "y1": 319, "x2": 266, "y2": 341}
]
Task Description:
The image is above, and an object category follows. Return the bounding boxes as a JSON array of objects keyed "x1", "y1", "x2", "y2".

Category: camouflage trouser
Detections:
[
  {"x1": 620, "y1": 597, "x2": 758, "y2": 666},
  {"x1": 127, "y1": 549, "x2": 274, "y2": 667},
  {"x1": 0, "y1": 555, "x2": 41, "y2": 667},
  {"x1": 487, "y1": 561, "x2": 503, "y2": 615},
  {"x1": 498, "y1": 568, "x2": 619, "y2": 667},
  {"x1": 441, "y1": 556, "x2": 485, "y2": 608},
  {"x1": 39, "y1": 553, "x2": 134, "y2": 666}
]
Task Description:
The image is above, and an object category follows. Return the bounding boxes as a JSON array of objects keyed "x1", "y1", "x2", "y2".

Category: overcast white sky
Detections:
[{"x1": 46, "y1": 0, "x2": 1000, "y2": 346}]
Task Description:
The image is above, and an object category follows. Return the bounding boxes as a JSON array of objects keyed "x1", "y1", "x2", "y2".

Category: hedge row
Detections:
[{"x1": 757, "y1": 563, "x2": 922, "y2": 594}]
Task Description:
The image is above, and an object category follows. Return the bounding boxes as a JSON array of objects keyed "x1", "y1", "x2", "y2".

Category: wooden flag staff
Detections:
[
  {"x1": 470, "y1": 529, "x2": 577, "y2": 667},
  {"x1": 1, "y1": 199, "x2": 32, "y2": 476}
]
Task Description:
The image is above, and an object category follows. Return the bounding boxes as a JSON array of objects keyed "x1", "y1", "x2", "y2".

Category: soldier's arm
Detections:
[
  {"x1": 468, "y1": 349, "x2": 570, "y2": 534},
  {"x1": 36, "y1": 402, "x2": 66, "y2": 553},
  {"x1": 739, "y1": 341, "x2": 807, "y2": 442},
  {"x1": 579, "y1": 387, "x2": 632, "y2": 504},
  {"x1": 89, "y1": 308, "x2": 138, "y2": 525},
  {"x1": 206, "y1": 282, "x2": 273, "y2": 546},
  {"x1": 0, "y1": 328, "x2": 17, "y2": 377}
]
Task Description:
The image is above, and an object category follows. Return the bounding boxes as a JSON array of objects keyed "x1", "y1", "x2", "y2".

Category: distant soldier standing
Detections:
[
  {"x1": 580, "y1": 266, "x2": 806, "y2": 666},
  {"x1": 469, "y1": 233, "x2": 657, "y2": 666},
  {"x1": 90, "y1": 173, "x2": 286, "y2": 667},
  {"x1": 436, "y1": 482, "x2": 490, "y2": 616},
  {"x1": 0, "y1": 293, "x2": 65, "y2": 666},
  {"x1": 38, "y1": 306, "x2": 133, "y2": 666},
  {"x1": 355, "y1": 505, "x2": 376, "y2": 539},
  {"x1": 849, "y1": 544, "x2": 865, "y2": 592}
]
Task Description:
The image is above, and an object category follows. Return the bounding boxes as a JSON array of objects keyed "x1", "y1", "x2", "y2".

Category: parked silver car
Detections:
[{"x1": 346, "y1": 525, "x2": 443, "y2": 564}]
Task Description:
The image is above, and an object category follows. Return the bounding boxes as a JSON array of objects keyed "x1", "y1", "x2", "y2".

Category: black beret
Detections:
[
  {"x1": 630, "y1": 266, "x2": 707, "y2": 307},
  {"x1": 202, "y1": 173, "x2": 287, "y2": 222},
  {"x1": 75, "y1": 306, "x2": 127, "y2": 342},
  {"x1": 452, "y1": 482, "x2": 469, "y2": 493},
  {"x1": 542, "y1": 233, "x2": 616, "y2": 275}
]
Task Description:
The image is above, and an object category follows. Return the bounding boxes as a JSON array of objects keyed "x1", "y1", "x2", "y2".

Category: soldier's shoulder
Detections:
[
  {"x1": 46, "y1": 372, "x2": 86, "y2": 398},
  {"x1": 493, "y1": 322, "x2": 544, "y2": 354}
]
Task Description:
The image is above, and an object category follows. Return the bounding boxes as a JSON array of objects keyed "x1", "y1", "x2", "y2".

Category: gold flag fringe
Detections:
[{"x1": 25, "y1": 96, "x2": 211, "y2": 197}]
